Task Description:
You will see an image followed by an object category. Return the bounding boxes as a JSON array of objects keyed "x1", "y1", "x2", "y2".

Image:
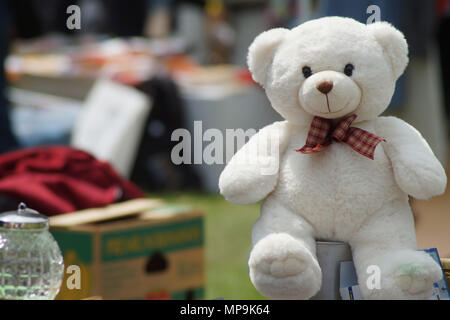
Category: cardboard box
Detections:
[
  {"x1": 442, "y1": 258, "x2": 450, "y2": 288},
  {"x1": 49, "y1": 199, "x2": 205, "y2": 300}
]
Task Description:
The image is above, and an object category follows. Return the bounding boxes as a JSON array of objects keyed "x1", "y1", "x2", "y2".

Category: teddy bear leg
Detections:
[
  {"x1": 248, "y1": 198, "x2": 321, "y2": 300},
  {"x1": 350, "y1": 201, "x2": 442, "y2": 300}
]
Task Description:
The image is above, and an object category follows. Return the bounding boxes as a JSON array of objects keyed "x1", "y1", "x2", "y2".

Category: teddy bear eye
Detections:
[
  {"x1": 344, "y1": 64, "x2": 354, "y2": 76},
  {"x1": 302, "y1": 66, "x2": 312, "y2": 79}
]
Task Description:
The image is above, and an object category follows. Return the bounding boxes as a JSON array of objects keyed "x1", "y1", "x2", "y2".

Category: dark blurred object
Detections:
[
  {"x1": 175, "y1": 0, "x2": 206, "y2": 5},
  {"x1": 102, "y1": 0, "x2": 147, "y2": 36},
  {"x1": 0, "y1": 146, "x2": 144, "y2": 215},
  {"x1": 8, "y1": 0, "x2": 174, "y2": 38},
  {"x1": 0, "y1": 194, "x2": 20, "y2": 212},
  {"x1": 132, "y1": 77, "x2": 201, "y2": 191},
  {"x1": 437, "y1": 0, "x2": 450, "y2": 118},
  {"x1": 265, "y1": 0, "x2": 299, "y2": 29},
  {"x1": 10, "y1": 0, "x2": 137, "y2": 37},
  {"x1": 7, "y1": 0, "x2": 43, "y2": 38},
  {"x1": 0, "y1": 0, "x2": 19, "y2": 152},
  {"x1": 102, "y1": 0, "x2": 177, "y2": 37},
  {"x1": 205, "y1": 0, "x2": 235, "y2": 64},
  {"x1": 145, "y1": 251, "x2": 169, "y2": 273}
]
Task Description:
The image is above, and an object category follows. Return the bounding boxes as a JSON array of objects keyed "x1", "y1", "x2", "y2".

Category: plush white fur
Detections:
[{"x1": 219, "y1": 17, "x2": 447, "y2": 300}]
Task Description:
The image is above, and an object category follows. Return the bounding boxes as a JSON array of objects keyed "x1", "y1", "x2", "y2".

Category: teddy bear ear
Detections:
[
  {"x1": 247, "y1": 28, "x2": 289, "y2": 86},
  {"x1": 367, "y1": 21, "x2": 409, "y2": 79}
]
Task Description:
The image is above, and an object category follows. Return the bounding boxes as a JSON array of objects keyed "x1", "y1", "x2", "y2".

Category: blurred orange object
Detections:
[
  {"x1": 163, "y1": 54, "x2": 198, "y2": 74},
  {"x1": 145, "y1": 289, "x2": 171, "y2": 300},
  {"x1": 236, "y1": 68, "x2": 256, "y2": 85}
]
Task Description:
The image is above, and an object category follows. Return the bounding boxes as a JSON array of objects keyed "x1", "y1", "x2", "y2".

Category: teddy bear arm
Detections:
[
  {"x1": 219, "y1": 121, "x2": 289, "y2": 205},
  {"x1": 375, "y1": 116, "x2": 447, "y2": 200}
]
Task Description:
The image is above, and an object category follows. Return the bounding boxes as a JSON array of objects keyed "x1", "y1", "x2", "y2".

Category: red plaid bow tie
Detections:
[{"x1": 296, "y1": 114, "x2": 385, "y2": 160}]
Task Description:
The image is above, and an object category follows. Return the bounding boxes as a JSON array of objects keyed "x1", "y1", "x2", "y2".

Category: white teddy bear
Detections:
[{"x1": 219, "y1": 16, "x2": 447, "y2": 300}]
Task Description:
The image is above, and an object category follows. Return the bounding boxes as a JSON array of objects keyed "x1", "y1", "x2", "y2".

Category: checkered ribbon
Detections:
[{"x1": 296, "y1": 114, "x2": 385, "y2": 160}]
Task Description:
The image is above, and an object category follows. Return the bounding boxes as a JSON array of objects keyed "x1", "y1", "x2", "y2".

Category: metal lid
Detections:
[{"x1": 0, "y1": 203, "x2": 49, "y2": 230}]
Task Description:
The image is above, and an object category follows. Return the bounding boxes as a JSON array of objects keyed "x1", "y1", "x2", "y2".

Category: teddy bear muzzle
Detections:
[{"x1": 299, "y1": 70, "x2": 361, "y2": 119}]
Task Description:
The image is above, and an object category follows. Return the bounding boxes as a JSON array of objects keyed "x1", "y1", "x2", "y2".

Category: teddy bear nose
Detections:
[{"x1": 316, "y1": 81, "x2": 334, "y2": 94}]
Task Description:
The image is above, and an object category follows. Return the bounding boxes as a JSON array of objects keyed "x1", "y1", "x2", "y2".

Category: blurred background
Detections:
[{"x1": 0, "y1": 0, "x2": 449, "y2": 299}]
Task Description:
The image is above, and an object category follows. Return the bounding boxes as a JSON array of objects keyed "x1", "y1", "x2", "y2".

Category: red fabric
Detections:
[
  {"x1": 296, "y1": 114, "x2": 385, "y2": 160},
  {"x1": 0, "y1": 146, "x2": 144, "y2": 215},
  {"x1": 437, "y1": 0, "x2": 450, "y2": 17}
]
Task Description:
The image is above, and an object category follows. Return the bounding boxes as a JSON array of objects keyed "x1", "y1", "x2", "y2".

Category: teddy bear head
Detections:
[{"x1": 248, "y1": 16, "x2": 408, "y2": 125}]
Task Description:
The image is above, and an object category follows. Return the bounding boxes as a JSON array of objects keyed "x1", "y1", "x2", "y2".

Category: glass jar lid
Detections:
[{"x1": 0, "y1": 203, "x2": 49, "y2": 230}]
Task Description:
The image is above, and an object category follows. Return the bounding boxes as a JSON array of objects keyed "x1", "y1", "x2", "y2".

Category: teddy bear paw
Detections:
[
  {"x1": 249, "y1": 233, "x2": 321, "y2": 300},
  {"x1": 395, "y1": 261, "x2": 442, "y2": 295},
  {"x1": 255, "y1": 255, "x2": 307, "y2": 278},
  {"x1": 361, "y1": 250, "x2": 443, "y2": 299}
]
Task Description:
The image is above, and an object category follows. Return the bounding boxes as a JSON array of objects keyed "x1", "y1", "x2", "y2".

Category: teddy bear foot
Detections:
[
  {"x1": 394, "y1": 260, "x2": 442, "y2": 297},
  {"x1": 360, "y1": 250, "x2": 442, "y2": 300},
  {"x1": 249, "y1": 233, "x2": 321, "y2": 300}
]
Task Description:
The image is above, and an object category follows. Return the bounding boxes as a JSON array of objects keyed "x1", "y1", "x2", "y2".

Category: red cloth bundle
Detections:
[{"x1": 0, "y1": 146, "x2": 144, "y2": 215}]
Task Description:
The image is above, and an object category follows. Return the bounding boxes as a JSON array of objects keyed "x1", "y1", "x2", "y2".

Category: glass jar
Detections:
[{"x1": 0, "y1": 203, "x2": 64, "y2": 300}]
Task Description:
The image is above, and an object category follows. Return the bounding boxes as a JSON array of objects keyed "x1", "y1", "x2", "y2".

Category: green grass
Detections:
[{"x1": 148, "y1": 192, "x2": 265, "y2": 300}]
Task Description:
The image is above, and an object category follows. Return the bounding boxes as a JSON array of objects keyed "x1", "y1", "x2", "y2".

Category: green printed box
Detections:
[{"x1": 49, "y1": 199, "x2": 204, "y2": 300}]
